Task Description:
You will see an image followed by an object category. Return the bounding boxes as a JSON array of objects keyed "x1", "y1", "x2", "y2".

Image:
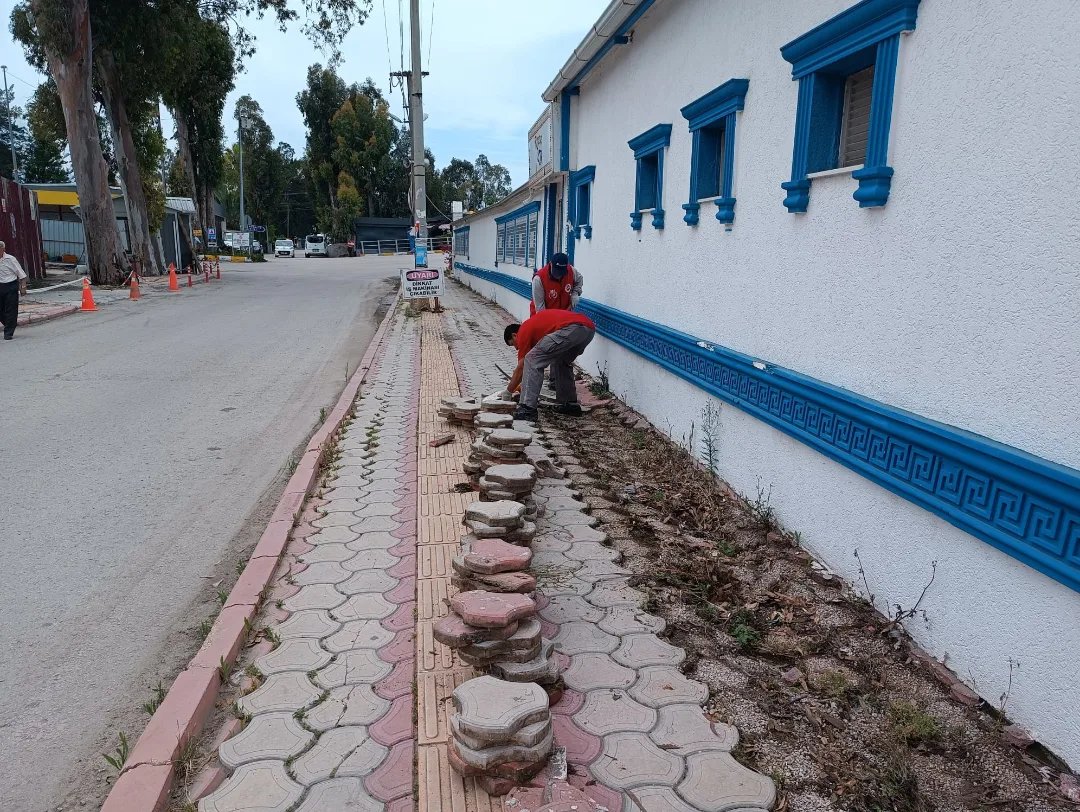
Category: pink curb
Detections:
[
  {"x1": 17, "y1": 303, "x2": 81, "y2": 327},
  {"x1": 101, "y1": 292, "x2": 402, "y2": 812}
]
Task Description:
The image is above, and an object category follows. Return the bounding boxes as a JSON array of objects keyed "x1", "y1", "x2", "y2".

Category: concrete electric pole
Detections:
[
  {"x1": 407, "y1": 0, "x2": 427, "y2": 265},
  {"x1": 2, "y1": 66, "x2": 17, "y2": 180}
]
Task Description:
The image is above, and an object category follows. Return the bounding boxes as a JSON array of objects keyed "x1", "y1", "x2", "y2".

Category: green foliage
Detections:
[
  {"x1": 103, "y1": 731, "x2": 130, "y2": 773},
  {"x1": 22, "y1": 82, "x2": 68, "y2": 183},
  {"x1": 887, "y1": 702, "x2": 943, "y2": 745},
  {"x1": 729, "y1": 609, "x2": 761, "y2": 650},
  {"x1": 0, "y1": 84, "x2": 29, "y2": 179}
]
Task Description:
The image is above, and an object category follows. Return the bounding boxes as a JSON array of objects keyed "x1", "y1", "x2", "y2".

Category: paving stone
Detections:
[
  {"x1": 452, "y1": 676, "x2": 550, "y2": 742},
  {"x1": 350, "y1": 516, "x2": 404, "y2": 534},
  {"x1": 531, "y1": 533, "x2": 573, "y2": 553},
  {"x1": 352, "y1": 502, "x2": 400, "y2": 519},
  {"x1": 576, "y1": 559, "x2": 634, "y2": 581},
  {"x1": 340, "y1": 549, "x2": 402, "y2": 572},
  {"x1": 346, "y1": 532, "x2": 401, "y2": 551},
  {"x1": 589, "y1": 732, "x2": 684, "y2": 791},
  {"x1": 376, "y1": 630, "x2": 415, "y2": 663},
  {"x1": 331, "y1": 594, "x2": 397, "y2": 622},
  {"x1": 291, "y1": 727, "x2": 389, "y2": 785},
  {"x1": 305, "y1": 685, "x2": 391, "y2": 731},
  {"x1": 612, "y1": 634, "x2": 686, "y2": 668},
  {"x1": 198, "y1": 760, "x2": 303, "y2": 812},
  {"x1": 551, "y1": 712, "x2": 603, "y2": 766},
  {"x1": 451, "y1": 716, "x2": 552, "y2": 751},
  {"x1": 337, "y1": 569, "x2": 399, "y2": 595},
  {"x1": 545, "y1": 510, "x2": 599, "y2": 528},
  {"x1": 291, "y1": 562, "x2": 352, "y2": 587},
  {"x1": 315, "y1": 649, "x2": 394, "y2": 688},
  {"x1": 564, "y1": 542, "x2": 621, "y2": 563},
  {"x1": 323, "y1": 619, "x2": 397, "y2": 652},
  {"x1": 459, "y1": 639, "x2": 542, "y2": 667},
  {"x1": 451, "y1": 570, "x2": 537, "y2": 594},
  {"x1": 619, "y1": 786, "x2": 699, "y2": 812},
  {"x1": 537, "y1": 576, "x2": 593, "y2": 598},
  {"x1": 505, "y1": 521, "x2": 537, "y2": 544},
  {"x1": 484, "y1": 462, "x2": 536, "y2": 487},
  {"x1": 552, "y1": 622, "x2": 619, "y2": 656},
  {"x1": 275, "y1": 610, "x2": 342, "y2": 640},
  {"x1": 238, "y1": 672, "x2": 323, "y2": 716},
  {"x1": 629, "y1": 666, "x2": 709, "y2": 709},
  {"x1": 486, "y1": 428, "x2": 534, "y2": 447},
  {"x1": 433, "y1": 615, "x2": 520, "y2": 647},
  {"x1": 218, "y1": 713, "x2": 314, "y2": 769},
  {"x1": 559, "y1": 525, "x2": 608, "y2": 544},
  {"x1": 476, "y1": 412, "x2": 513, "y2": 429},
  {"x1": 563, "y1": 653, "x2": 636, "y2": 691},
  {"x1": 295, "y1": 777, "x2": 382, "y2": 811},
  {"x1": 598, "y1": 607, "x2": 667, "y2": 636},
  {"x1": 650, "y1": 703, "x2": 740, "y2": 754},
  {"x1": 307, "y1": 525, "x2": 363, "y2": 543},
  {"x1": 676, "y1": 751, "x2": 776, "y2": 811},
  {"x1": 283, "y1": 584, "x2": 348, "y2": 613},
  {"x1": 313, "y1": 512, "x2": 361, "y2": 529},
  {"x1": 446, "y1": 743, "x2": 549, "y2": 780},
  {"x1": 462, "y1": 538, "x2": 533, "y2": 573},
  {"x1": 466, "y1": 500, "x2": 526, "y2": 528},
  {"x1": 487, "y1": 640, "x2": 561, "y2": 684},
  {"x1": 370, "y1": 695, "x2": 413, "y2": 746},
  {"x1": 450, "y1": 591, "x2": 536, "y2": 628},
  {"x1": 531, "y1": 550, "x2": 583, "y2": 572},
  {"x1": 586, "y1": 580, "x2": 647, "y2": 609},
  {"x1": 256, "y1": 639, "x2": 333, "y2": 676},
  {"x1": 576, "y1": 689, "x2": 657, "y2": 735},
  {"x1": 450, "y1": 726, "x2": 554, "y2": 770},
  {"x1": 300, "y1": 543, "x2": 356, "y2": 564},
  {"x1": 364, "y1": 739, "x2": 414, "y2": 802}
]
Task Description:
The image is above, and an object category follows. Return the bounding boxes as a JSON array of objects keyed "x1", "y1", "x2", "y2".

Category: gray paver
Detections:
[
  {"x1": 255, "y1": 639, "x2": 333, "y2": 676},
  {"x1": 598, "y1": 607, "x2": 667, "y2": 636},
  {"x1": 238, "y1": 672, "x2": 324, "y2": 716},
  {"x1": 564, "y1": 542, "x2": 621, "y2": 563},
  {"x1": 330, "y1": 593, "x2": 397, "y2": 622},
  {"x1": 576, "y1": 559, "x2": 634, "y2": 581},
  {"x1": 563, "y1": 653, "x2": 637, "y2": 691},
  {"x1": 553, "y1": 621, "x2": 620, "y2": 656},
  {"x1": 295, "y1": 777, "x2": 383, "y2": 811},
  {"x1": 340, "y1": 550, "x2": 402, "y2": 572},
  {"x1": 307, "y1": 525, "x2": 363, "y2": 543},
  {"x1": 613, "y1": 634, "x2": 686, "y2": 668},
  {"x1": 198, "y1": 759, "x2": 303, "y2": 812},
  {"x1": 314, "y1": 649, "x2": 393, "y2": 688},
  {"x1": 589, "y1": 732, "x2": 685, "y2": 791},
  {"x1": 586, "y1": 580, "x2": 647, "y2": 608},
  {"x1": 292, "y1": 562, "x2": 352, "y2": 587},
  {"x1": 305, "y1": 685, "x2": 391, "y2": 732},
  {"x1": 676, "y1": 751, "x2": 776, "y2": 811},
  {"x1": 284, "y1": 584, "x2": 350, "y2": 613},
  {"x1": 650, "y1": 703, "x2": 739, "y2": 754},
  {"x1": 299, "y1": 543, "x2": 356, "y2": 564},
  {"x1": 620, "y1": 786, "x2": 698, "y2": 812},
  {"x1": 452, "y1": 676, "x2": 550, "y2": 742},
  {"x1": 629, "y1": 666, "x2": 709, "y2": 709},
  {"x1": 275, "y1": 610, "x2": 343, "y2": 640},
  {"x1": 313, "y1": 512, "x2": 360, "y2": 528},
  {"x1": 218, "y1": 713, "x2": 314, "y2": 769},
  {"x1": 577, "y1": 689, "x2": 657, "y2": 736},
  {"x1": 336, "y1": 568, "x2": 399, "y2": 595},
  {"x1": 290, "y1": 727, "x2": 388, "y2": 785},
  {"x1": 346, "y1": 532, "x2": 401, "y2": 551},
  {"x1": 349, "y1": 516, "x2": 403, "y2": 534},
  {"x1": 539, "y1": 595, "x2": 605, "y2": 625},
  {"x1": 323, "y1": 619, "x2": 396, "y2": 652}
]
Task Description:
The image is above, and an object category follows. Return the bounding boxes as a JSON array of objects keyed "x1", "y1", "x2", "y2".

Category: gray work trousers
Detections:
[{"x1": 520, "y1": 323, "x2": 595, "y2": 408}]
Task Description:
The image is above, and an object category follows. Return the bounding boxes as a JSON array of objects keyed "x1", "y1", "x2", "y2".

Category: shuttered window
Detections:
[{"x1": 839, "y1": 65, "x2": 874, "y2": 168}]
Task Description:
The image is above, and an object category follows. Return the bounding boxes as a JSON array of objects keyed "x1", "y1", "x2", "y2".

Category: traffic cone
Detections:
[
  {"x1": 129, "y1": 273, "x2": 141, "y2": 300},
  {"x1": 187, "y1": 267, "x2": 193, "y2": 287},
  {"x1": 80, "y1": 278, "x2": 98, "y2": 312},
  {"x1": 204, "y1": 262, "x2": 210, "y2": 282},
  {"x1": 216, "y1": 259, "x2": 221, "y2": 280},
  {"x1": 168, "y1": 263, "x2": 178, "y2": 291}
]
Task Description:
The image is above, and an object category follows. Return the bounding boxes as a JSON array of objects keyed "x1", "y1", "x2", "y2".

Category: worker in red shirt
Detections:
[
  {"x1": 503, "y1": 308, "x2": 596, "y2": 421},
  {"x1": 530, "y1": 252, "x2": 582, "y2": 315}
]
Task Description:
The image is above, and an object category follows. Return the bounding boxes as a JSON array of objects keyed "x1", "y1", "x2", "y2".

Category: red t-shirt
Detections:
[{"x1": 516, "y1": 309, "x2": 595, "y2": 360}]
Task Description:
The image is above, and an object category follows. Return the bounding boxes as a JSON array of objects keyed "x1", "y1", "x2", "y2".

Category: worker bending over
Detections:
[{"x1": 503, "y1": 308, "x2": 596, "y2": 422}]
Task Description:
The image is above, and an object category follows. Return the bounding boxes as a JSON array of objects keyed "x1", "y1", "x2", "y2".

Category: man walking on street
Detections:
[
  {"x1": 503, "y1": 308, "x2": 596, "y2": 421},
  {"x1": 530, "y1": 252, "x2": 582, "y2": 315},
  {"x1": 0, "y1": 241, "x2": 28, "y2": 341}
]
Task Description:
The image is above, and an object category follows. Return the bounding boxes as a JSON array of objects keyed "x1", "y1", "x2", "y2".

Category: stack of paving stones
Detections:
[
  {"x1": 463, "y1": 498, "x2": 536, "y2": 546},
  {"x1": 448, "y1": 676, "x2": 554, "y2": 796},
  {"x1": 451, "y1": 536, "x2": 536, "y2": 594},
  {"x1": 437, "y1": 395, "x2": 481, "y2": 426},
  {"x1": 466, "y1": 426, "x2": 535, "y2": 478},
  {"x1": 480, "y1": 392, "x2": 519, "y2": 415},
  {"x1": 480, "y1": 462, "x2": 539, "y2": 522}
]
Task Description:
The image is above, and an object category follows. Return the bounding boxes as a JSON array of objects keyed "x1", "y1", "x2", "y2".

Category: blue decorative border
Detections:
[{"x1": 454, "y1": 260, "x2": 1080, "y2": 595}]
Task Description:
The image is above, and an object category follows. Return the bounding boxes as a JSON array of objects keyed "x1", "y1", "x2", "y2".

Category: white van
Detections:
[
  {"x1": 275, "y1": 239, "x2": 295, "y2": 258},
  {"x1": 305, "y1": 234, "x2": 327, "y2": 258}
]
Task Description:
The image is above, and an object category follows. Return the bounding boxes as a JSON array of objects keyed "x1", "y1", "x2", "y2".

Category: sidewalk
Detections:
[{"x1": 186, "y1": 282, "x2": 776, "y2": 812}]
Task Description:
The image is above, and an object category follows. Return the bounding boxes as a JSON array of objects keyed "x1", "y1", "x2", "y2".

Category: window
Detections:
[
  {"x1": 453, "y1": 226, "x2": 470, "y2": 259},
  {"x1": 780, "y1": 0, "x2": 921, "y2": 212},
  {"x1": 568, "y1": 165, "x2": 595, "y2": 240},
  {"x1": 680, "y1": 78, "x2": 749, "y2": 226},
  {"x1": 494, "y1": 201, "x2": 541, "y2": 268},
  {"x1": 627, "y1": 124, "x2": 672, "y2": 230}
]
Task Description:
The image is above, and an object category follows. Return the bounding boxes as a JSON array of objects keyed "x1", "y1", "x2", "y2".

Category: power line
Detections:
[
  {"x1": 397, "y1": 0, "x2": 406, "y2": 73},
  {"x1": 380, "y1": 0, "x2": 395, "y2": 79},
  {"x1": 426, "y1": 0, "x2": 435, "y2": 69}
]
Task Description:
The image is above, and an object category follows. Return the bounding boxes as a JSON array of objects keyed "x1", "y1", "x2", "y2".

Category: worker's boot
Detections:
[
  {"x1": 513, "y1": 404, "x2": 539, "y2": 423},
  {"x1": 554, "y1": 403, "x2": 584, "y2": 417}
]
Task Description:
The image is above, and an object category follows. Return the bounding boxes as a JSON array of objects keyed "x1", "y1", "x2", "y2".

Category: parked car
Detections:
[
  {"x1": 275, "y1": 239, "x2": 295, "y2": 258},
  {"x1": 305, "y1": 233, "x2": 328, "y2": 258}
]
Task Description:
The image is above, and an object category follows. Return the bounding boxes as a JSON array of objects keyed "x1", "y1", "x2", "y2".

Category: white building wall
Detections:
[{"x1": 457, "y1": 0, "x2": 1080, "y2": 765}]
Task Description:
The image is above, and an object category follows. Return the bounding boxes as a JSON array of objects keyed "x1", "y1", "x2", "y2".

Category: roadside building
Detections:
[{"x1": 452, "y1": 0, "x2": 1080, "y2": 766}]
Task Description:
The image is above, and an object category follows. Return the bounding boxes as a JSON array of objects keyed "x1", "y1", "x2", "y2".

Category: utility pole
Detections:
[
  {"x1": 1, "y1": 66, "x2": 17, "y2": 180},
  {"x1": 237, "y1": 114, "x2": 247, "y2": 257}
]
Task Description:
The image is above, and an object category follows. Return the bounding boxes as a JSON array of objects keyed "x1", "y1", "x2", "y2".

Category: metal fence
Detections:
[
  {"x1": 39, "y1": 216, "x2": 131, "y2": 264},
  {"x1": 357, "y1": 235, "x2": 452, "y2": 256},
  {"x1": 0, "y1": 177, "x2": 45, "y2": 280}
]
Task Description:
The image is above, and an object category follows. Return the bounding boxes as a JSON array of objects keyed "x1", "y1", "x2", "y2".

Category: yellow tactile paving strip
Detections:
[{"x1": 416, "y1": 312, "x2": 499, "y2": 812}]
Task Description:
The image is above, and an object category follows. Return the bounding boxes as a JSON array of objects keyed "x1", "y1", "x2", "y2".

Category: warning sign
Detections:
[{"x1": 401, "y1": 267, "x2": 444, "y2": 299}]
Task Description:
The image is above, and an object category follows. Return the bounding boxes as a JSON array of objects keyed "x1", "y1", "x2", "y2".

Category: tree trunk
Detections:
[
  {"x1": 153, "y1": 231, "x2": 167, "y2": 275},
  {"x1": 172, "y1": 110, "x2": 206, "y2": 234},
  {"x1": 35, "y1": 0, "x2": 126, "y2": 285},
  {"x1": 95, "y1": 48, "x2": 157, "y2": 275}
]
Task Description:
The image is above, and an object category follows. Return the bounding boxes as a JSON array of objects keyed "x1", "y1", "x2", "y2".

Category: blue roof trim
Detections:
[
  {"x1": 628, "y1": 124, "x2": 672, "y2": 158},
  {"x1": 454, "y1": 260, "x2": 1080, "y2": 596},
  {"x1": 454, "y1": 225, "x2": 470, "y2": 233},
  {"x1": 781, "y1": 0, "x2": 921, "y2": 78},
  {"x1": 570, "y1": 165, "x2": 595, "y2": 187},
  {"x1": 680, "y1": 79, "x2": 750, "y2": 131},
  {"x1": 494, "y1": 201, "x2": 541, "y2": 225},
  {"x1": 565, "y1": 0, "x2": 659, "y2": 93}
]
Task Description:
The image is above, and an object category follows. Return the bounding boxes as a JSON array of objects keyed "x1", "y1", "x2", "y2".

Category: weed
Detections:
[
  {"x1": 998, "y1": 657, "x2": 1020, "y2": 718},
  {"x1": 263, "y1": 626, "x2": 281, "y2": 647},
  {"x1": 748, "y1": 479, "x2": 777, "y2": 533},
  {"x1": 198, "y1": 617, "x2": 214, "y2": 641},
  {"x1": 888, "y1": 702, "x2": 943, "y2": 745},
  {"x1": 630, "y1": 430, "x2": 648, "y2": 450},
  {"x1": 244, "y1": 664, "x2": 262, "y2": 680},
  {"x1": 589, "y1": 363, "x2": 612, "y2": 398},
  {"x1": 102, "y1": 731, "x2": 130, "y2": 773},
  {"x1": 218, "y1": 656, "x2": 234, "y2": 682},
  {"x1": 699, "y1": 401, "x2": 723, "y2": 476},
  {"x1": 231, "y1": 701, "x2": 252, "y2": 724},
  {"x1": 293, "y1": 708, "x2": 305, "y2": 720},
  {"x1": 216, "y1": 587, "x2": 229, "y2": 606},
  {"x1": 714, "y1": 538, "x2": 737, "y2": 557},
  {"x1": 141, "y1": 681, "x2": 167, "y2": 716},
  {"x1": 650, "y1": 489, "x2": 665, "y2": 503},
  {"x1": 696, "y1": 602, "x2": 722, "y2": 622},
  {"x1": 319, "y1": 406, "x2": 326, "y2": 422},
  {"x1": 729, "y1": 609, "x2": 761, "y2": 650},
  {"x1": 173, "y1": 736, "x2": 199, "y2": 781},
  {"x1": 863, "y1": 747, "x2": 930, "y2": 812},
  {"x1": 242, "y1": 616, "x2": 254, "y2": 637},
  {"x1": 815, "y1": 669, "x2": 853, "y2": 701}
]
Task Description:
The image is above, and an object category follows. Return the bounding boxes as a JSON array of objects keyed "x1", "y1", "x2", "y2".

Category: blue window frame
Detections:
[
  {"x1": 568, "y1": 165, "x2": 595, "y2": 240},
  {"x1": 680, "y1": 78, "x2": 749, "y2": 226},
  {"x1": 627, "y1": 124, "x2": 672, "y2": 230},
  {"x1": 780, "y1": 0, "x2": 921, "y2": 212},
  {"x1": 494, "y1": 201, "x2": 541, "y2": 269},
  {"x1": 453, "y1": 226, "x2": 470, "y2": 259}
]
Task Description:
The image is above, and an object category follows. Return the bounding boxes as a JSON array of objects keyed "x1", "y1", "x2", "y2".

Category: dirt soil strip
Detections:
[{"x1": 99, "y1": 291, "x2": 402, "y2": 812}]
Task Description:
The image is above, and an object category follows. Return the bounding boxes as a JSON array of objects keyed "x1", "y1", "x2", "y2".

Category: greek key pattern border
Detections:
[{"x1": 454, "y1": 261, "x2": 1080, "y2": 593}]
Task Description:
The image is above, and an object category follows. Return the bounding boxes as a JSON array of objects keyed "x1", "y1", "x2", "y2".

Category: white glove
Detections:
[{"x1": 497, "y1": 389, "x2": 513, "y2": 401}]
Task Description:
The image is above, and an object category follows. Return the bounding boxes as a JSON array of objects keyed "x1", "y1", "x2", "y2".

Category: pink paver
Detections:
[
  {"x1": 381, "y1": 601, "x2": 416, "y2": 632},
  {"x1": 376, "y1": 630, "x2": 415, "y2": 664},
  {"x1": 433, "y1": 614, "x2": 521, "y2": 647},
  {"x1": 463, "y1": 538, "x2": 533, "y2": 573},
  {"x1": 373, "y1": 659, "x2": 414, "y2": 700},
  {"x1": 452, "y1": 569, "x2": 537, "y2": 594},
  {"x1": 383, "y1": 576, "x2": 416, "y2": 604},
  {"x1": 370, "y1": 696, "x2": 413, "y2": 746},
  {"x1": 364, "y1": 740, "x2": 414, "y2": 802},
  {"x1": 450, "y1": 590, "x2": 536, "y2": 628}
]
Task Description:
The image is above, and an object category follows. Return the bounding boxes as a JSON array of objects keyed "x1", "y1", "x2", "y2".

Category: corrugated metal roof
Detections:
[{"x1": 166, "y1": 197, "x2": 197, "y2": 213}]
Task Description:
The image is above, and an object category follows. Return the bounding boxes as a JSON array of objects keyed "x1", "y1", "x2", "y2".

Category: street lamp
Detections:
[{"x1": 237, "y1": 113, "x2": 251, "y2": 257}]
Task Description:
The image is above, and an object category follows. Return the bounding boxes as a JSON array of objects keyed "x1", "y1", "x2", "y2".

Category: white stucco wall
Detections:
[{"x1": 457, "y1": 0, "x2": 1080, "y2": 766}]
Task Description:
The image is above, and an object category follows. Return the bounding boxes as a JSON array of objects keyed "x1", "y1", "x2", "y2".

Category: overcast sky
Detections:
[{"x1": 1, "y1": 0, "x2": 607, "y2": 186}]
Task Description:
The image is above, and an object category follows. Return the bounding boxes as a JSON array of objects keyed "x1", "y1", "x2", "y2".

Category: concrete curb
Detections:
[
  {"x1": 16, "y1": 303, "x2": 80, "y2": 327},
  {"x1": 100, "y1": 291, "x2": 402, "y2": 812}
]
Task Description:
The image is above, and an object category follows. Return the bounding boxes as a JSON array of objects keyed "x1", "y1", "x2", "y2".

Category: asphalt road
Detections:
[{"x1": 0, "y1": 255, "x2": 402, "y2": 810}]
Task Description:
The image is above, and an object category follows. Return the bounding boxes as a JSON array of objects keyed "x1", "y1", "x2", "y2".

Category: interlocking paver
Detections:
[
  {"x1": 563, "y1": 653, "x2": 637, "y2": 691},
  {"x1": 307, "y1": 525, "x2": 363, "y2": 543},
  {"x1": 291, "y1": 562, "x2": 352, "y2": 586},
  {"x1": 218, "y1": 713, "x2": 313, "y2": 769},
  {"x1": 612, "y1": 634, "x2": 686, "y2": 668},
  {"x1": 275, "y1": 610, "x2": 342, "y2": 640},
  {"x1": 586, "y1": 580, "x2": 647, "y2": 608},
  {"x1": 619, "y1": 786, "x2": 698, "y2": 812},
  {"x1": 347, "y1": 531, "x2": 402, "y2": 551},
  {"x1": 305, "y1": 685, "x2": 391, "y2": 732},
  {"x1": 337, "y1": 568, "x2": 399, "y2": 595},
  {"x1": 576, "y1": 689, "x2": 657, "y2": 735},
  {"x1": 676, "y1": 751, "x2": 776, "y2": 811},
  {"x1": 299, "y1": 543, "x2": 356, "y2": 564},
  {"x1": 629, "y1": 666, "x2": 710, "y2": 709},
  {"x1": 598, "y1": 607, "x2": 667, "y2": 636},
  {"x1": 589, "y1": 732, "x2": 684, "y2": 791},
  {"x1": 323, "y1": 619, "x2": 396, "y2": 652},
  {"x1": 283, "y1": 584, "x2": 348, "y2": 613},
  {"x1": 255, "y1": 639, "x2": 333, "y2": 675},
  {"x1": 291, "y1": 727, "x2": 388, "y2": 785},
  {"x1": 238, "y1": 672, "x2": 324, "y2": 716},
  {"x1": 330, "y1": 593, "x2": 397, "y2": 621},
  {"x1": 452, "y1": 676, "x2": 550, "y2": 743},
  {"x1": 650, "y1": 703, "x2": 740, "y2": 754},
  {"x1": 340, "y1": 549, "x2": 402, "y2": 572},
  {"x1": 315, "y1": 649, "x2": 394, "y2": 688},
  {"x1": 553, "y1": 622, "x2": 619, "y2": 656},
  {"x1": 295, "y1": 777, "x2": 383, "y2": 811},
  {"x1": 198, "y1": 760, "x2": 303, "y2": 812}
]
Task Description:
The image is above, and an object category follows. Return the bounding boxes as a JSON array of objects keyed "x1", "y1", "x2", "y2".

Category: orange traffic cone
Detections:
[
  {"x1": 204, "y1": 262, "x2": 210, "y2": 282},
  {"x1": 187, "y1": 267, "x2": 193, "y2": 287},
  {"x1": 80, "y1": 278, "x2": 98, "y2": 312},
  {"x1": 129, "y1": 273, "x2": 141, "y2": 300},
  {"x1": 168, "y1": 263, "x2": 179, "y2": 291}
]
